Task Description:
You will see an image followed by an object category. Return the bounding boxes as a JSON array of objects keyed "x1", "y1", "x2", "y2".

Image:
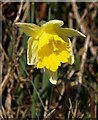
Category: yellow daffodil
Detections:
[{"x1": 16, "y1": 20, "x2": 85, "y2": 85}]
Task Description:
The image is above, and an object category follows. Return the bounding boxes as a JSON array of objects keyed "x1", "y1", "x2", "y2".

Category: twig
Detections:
[
  {"x1": 68, "y1": 98, "x2": 78, "y2": 119},
  {"x1": 44, "y1": 108, "x2": 56, "y2": 120},
  {"x1": 43, "y1": 100, "x2": 48, "y2": 118},
  {"x1": 67, "y1": 69, "x2": 75, "y2": 80},
  {"x1": 44, "y1": 82, "x2": 65, "y2": 119},
  {"x1": 0, "y1": 106, "x2": 7, "y2": 118},
  {"x1": 0, "y1": 67, "x2": 11, "y2": 97},
  {"x1": 72, "y1": 1, "x2": 86, "y2": 34},
  {"x1": 89, "y1": 40, "x2": 97, "y2": 57},
  {"x1": 15, "y1": 35, "x2": 22, "y2": 51},
  {"x1": 0, "y1": 2, "x2": 8, "y2": 7},
  {"x1": 68, "y1": 12, "x2": 73, "y2": 28},
  {"x1": 56, "y1": 82, "x2": 65, "y2": 105},
  {"x1": 78, "y1": 35, "x2": 90, "y2": 84},
  {"x1": 43, "y1": 81, "x2": 65, "y2": 120},
  {"x1": 0, "y1": 43, "x2": 9, "y2": 61},
  {"x1": 5, "y1": 87, "x2": 12, "y2": 118},
  {"x1": 22, "y1": 3, "x2": 30, "y2": 22},
  {"x1": 68, "y1": 98, "x2": 73, "y2": 119},
  {"x1": 14, "y1": 1, "x2": 23, "y2": 23},
  {"x1": 72, "y1": 1, "x2": 90, "y2": 100},
  {"x1": 72, "y1": 1, "x2": 90, "y2": 83}
]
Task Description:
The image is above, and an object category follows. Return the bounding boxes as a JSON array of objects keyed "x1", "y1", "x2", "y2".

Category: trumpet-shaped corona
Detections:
[{"x1": 16, "y1": 20, "x2": 85, "y2": 84}]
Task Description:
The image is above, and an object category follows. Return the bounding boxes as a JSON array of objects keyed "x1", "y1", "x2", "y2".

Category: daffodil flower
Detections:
[{"x1": 16, "y1": 20, "x2": 85, "y2": 85}]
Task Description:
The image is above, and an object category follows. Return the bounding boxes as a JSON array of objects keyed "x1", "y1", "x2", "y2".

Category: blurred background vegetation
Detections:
[{"x1": 1, "y1": 1, "x2": 98, "y2": 119}]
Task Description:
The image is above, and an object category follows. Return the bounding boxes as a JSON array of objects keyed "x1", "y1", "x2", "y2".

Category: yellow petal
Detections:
[
  {"x1": 38, "y1": 33, "x2": 66, "y2": 51},
  {"x1": 38, "y1": 32, "x2": 51, "y2": 51},
  {"x1": 37, "y1": 43, "x2": 58, "y2": 71},
  {"x1": 45, "y1": 69, "x2": 58, "y2": 85},
  {"x1": 56, "y1": 27, "x2": 86, "y2": 38},
  {"x1": 15, "y1": 22, "x2": 41, "y2": 37},
  {"x1": 37, "y1": 53, "x2": 61, "y2": 72},
  {"x1": 37, "y1": 38, "x2": 70, "y2": 72},
  {"x1": 27, "y1": 37, "x2": 38, "y2": 65},
  {"x1": 47, "y1": 53, "x2": 61, "y2": 71}
]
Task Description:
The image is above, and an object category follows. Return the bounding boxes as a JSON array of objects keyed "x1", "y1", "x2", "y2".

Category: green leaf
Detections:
[{"x1": 74, "y1": 56, "x2": 81, "y2": 71}]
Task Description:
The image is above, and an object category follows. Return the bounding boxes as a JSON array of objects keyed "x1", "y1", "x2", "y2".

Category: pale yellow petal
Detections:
[
  {"x1": 68, "y1": 39, "x2": 74, "y2": 64},
  {"x1": 42, "y1": 20, "x2": 64, "y2": 34},
  {"x1": 27, "y1": 37, "x2": 38, "y2": 65},
  {"x1": 56, "y1": 27, "x2": 86, "y2": 38},
  {"x1": 15, "y1": 22, "x2": 41, "y2": 37},
  {"x1": 42, "y1": 20, "x2": 64, "y2": 27}
]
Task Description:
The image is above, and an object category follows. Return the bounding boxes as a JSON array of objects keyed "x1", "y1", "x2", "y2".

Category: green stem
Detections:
[
  {"x1": 31, "y1": 74, "x2": 39, "y2": 119},
  {"x1": 31, "y1": 73, "x2": 46, "y2": 119}
]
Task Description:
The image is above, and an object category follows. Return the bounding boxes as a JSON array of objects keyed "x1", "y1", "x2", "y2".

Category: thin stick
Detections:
[
  {"x1": 0, "y1": 67, "x2": 11, "y2": 97},
  {"x1": 14, "y1": 1, "x2": 23, "y2": 23},
  {"x1": 0, "y1": 43, "x2": 9, "y2": 61},
  {"x1": 72, "y1": 1, "x2": 90, "y2": 84},
  {"x1": 72, "y1": 1, "x2": 90, "y2": 100},
  {"x1": 78, "y1": 35, "x2": 90, "y2": 84},
  {"x1": 22, "y1": 3, "x2": 30, "y2": 22},
  {"x1": 72, "y1": 1, "x2": 86, "y2": 34},
  {"x1": 44, "y1": 108, "x2": 56, "y2": 120}
]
